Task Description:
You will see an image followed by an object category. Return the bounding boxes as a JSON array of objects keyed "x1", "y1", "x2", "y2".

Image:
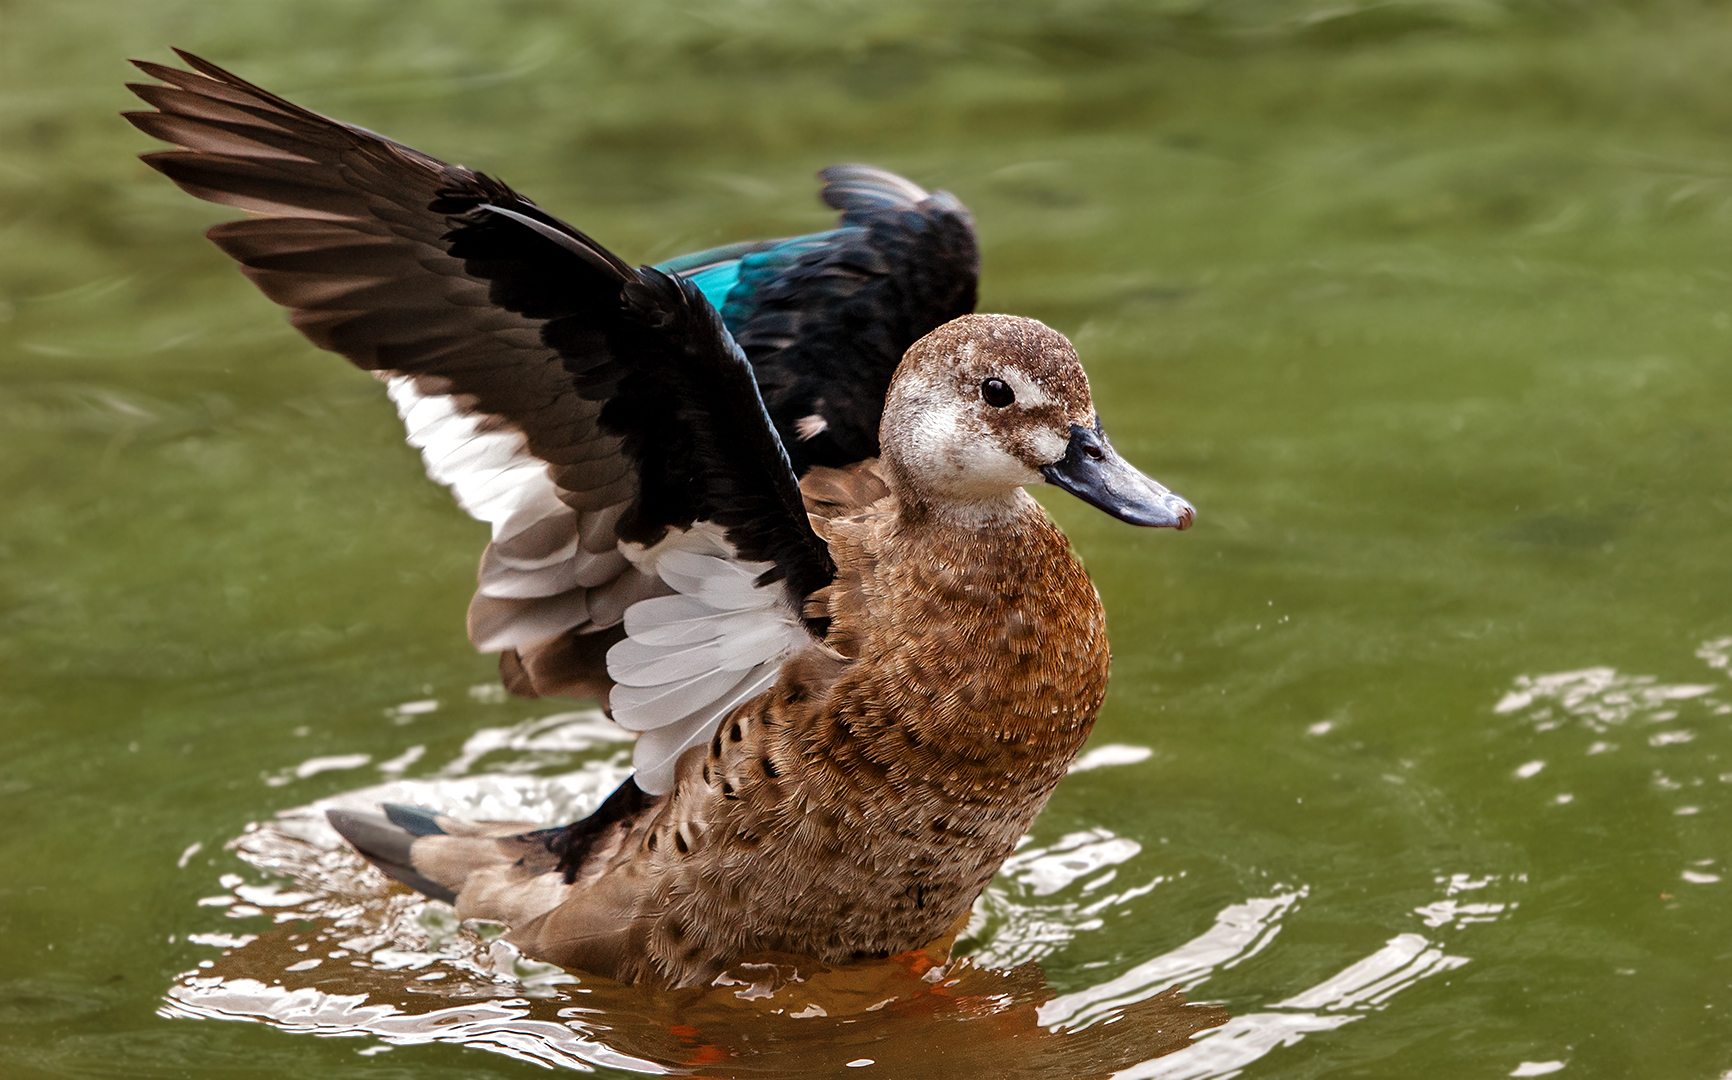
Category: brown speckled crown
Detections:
[{"x1": 901, "y1": 313, "x2": 1093, "y2": 419}]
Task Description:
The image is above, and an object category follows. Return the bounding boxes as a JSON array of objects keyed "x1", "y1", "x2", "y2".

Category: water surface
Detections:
[{"x1": 4, "y1": 1, "x2": 1732, "y2": 1076}]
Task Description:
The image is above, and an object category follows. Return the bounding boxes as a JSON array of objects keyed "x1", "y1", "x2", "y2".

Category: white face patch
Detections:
[
  {"x1": 879, "y1": 314, "x2": 1096, "y2": 519},
  {"x1": 1026, "y1": 424, "x2": 1070, "y2": 465},
  {"x1": 996, "y1": 369, "x2": 1057, "y2": 410},
  {"x1": 883, "y1": 366, "x2": 1060, "y2": 507},
  {"x1": 909, "y1": 398, "x2": 1044, "y2": 493}
]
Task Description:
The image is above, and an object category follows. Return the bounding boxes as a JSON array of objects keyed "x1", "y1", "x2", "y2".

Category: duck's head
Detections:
[{"x1": 880, "y1": 314, "x2": 1194, "y2": 529}]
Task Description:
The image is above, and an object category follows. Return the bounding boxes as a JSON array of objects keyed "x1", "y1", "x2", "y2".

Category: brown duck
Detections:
[{"x1": 126, "y1": 52, "x2": 1194, "y2": 988}]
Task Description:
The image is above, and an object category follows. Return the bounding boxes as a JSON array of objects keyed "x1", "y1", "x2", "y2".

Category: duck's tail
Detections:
[
  {"x1": 328, "y1": 799, "x2": 662, "y2": 981},
  {"x1": 325, "y1": 804, "x2": 472, "y2": 904},
  {"x1": 328, "y1": 803, "x2": 571, "y2": 924}
]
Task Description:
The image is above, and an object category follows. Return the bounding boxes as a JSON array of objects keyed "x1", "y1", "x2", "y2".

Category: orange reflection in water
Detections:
[
  {"x1": 169, "y1": 913, "x2": 1224, "y2": 1077},
  {"x1": 166, "y1": 794, "x2": 1224, "y2": 1077}
]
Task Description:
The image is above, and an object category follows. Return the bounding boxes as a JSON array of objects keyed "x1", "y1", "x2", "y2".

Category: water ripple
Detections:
[{"x1": 162, "y1": 710, "x2": 1510, "y2": 1075}]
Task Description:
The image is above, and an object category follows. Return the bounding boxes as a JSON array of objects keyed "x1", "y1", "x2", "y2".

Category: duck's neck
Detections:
[{"x1": 883, "y1": 460, "x2": 1037, "y2": 530}]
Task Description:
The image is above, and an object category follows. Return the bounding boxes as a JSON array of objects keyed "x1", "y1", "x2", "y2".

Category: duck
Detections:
[{"x1": 126, "y1": 52, "x2": 1195, "y2": 988}]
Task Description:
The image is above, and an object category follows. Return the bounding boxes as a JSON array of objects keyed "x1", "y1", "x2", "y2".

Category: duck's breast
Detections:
[{"x1": 609, "y1": 489, "x2": 1112, "y2": 985}]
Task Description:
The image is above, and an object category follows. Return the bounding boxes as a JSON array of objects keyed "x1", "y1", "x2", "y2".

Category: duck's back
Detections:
[{"x1": 509, "y1": 464, "x2": 1111, "y2": 986}]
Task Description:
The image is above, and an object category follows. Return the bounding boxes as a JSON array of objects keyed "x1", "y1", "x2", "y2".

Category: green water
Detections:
[{"x1": 5, "y1": 0, "x2": 1732, "y2": 1075}]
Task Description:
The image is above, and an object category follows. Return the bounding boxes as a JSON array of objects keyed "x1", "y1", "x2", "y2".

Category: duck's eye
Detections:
[{"x1": 980, "y1": 378, "x2": 1015, "y2": 408}]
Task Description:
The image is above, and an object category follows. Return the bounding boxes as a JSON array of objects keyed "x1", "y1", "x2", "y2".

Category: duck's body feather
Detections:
[
  {"x1": 352, "y1": 461, "x2": 1108, "y2": 986},
  {"x1": 128, "y1": 54, "x2": 1194, "y2": 988}
]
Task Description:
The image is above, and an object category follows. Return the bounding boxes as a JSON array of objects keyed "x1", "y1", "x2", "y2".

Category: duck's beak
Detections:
[{"x1": 1041, "y1": 421, "x2": 1195, "y2": 529}]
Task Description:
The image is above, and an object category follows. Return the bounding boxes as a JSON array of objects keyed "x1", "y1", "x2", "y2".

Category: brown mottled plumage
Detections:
[
  {"x1": 120, "y1": 53, "x2": 1196, "y2": 987},
  {"x1": 363, "y1": 317, "x2": 1160, "y2": 987}
]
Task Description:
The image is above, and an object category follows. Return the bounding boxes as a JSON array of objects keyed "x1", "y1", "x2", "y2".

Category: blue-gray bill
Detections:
[{"x1": 1041, "y1": 421, "x2": 1195, "y2": 529}]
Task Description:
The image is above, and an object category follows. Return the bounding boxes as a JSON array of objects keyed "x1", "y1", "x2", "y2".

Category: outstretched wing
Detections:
[
  {"x1": 655, "y1": 166, "x2": 979, "y2": 474},
  {"x1": 125, "y1": 52, "x2": 832, "y2": 793}
]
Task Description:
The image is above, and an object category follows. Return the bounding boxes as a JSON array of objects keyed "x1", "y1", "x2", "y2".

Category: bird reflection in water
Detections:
[{"x1": 166, "y1": 808, "x2": 1225, "y2": 1077}]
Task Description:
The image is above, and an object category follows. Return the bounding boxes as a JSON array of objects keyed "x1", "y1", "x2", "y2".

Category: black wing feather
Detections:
[
  {"x1": 433, "y1": 198, "x2": 834, "y2": 603},
  {"x1": 126, "y1": 51, "x2": 833, "y2": 627},
  {"x1": 737, "y1": 164, "x2": 979, "y2": 472}
]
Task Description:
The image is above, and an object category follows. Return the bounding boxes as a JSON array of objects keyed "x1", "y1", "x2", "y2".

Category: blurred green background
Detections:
[{"x1": 4, "y1": 0, "x2": 1732, "y2": 1076}]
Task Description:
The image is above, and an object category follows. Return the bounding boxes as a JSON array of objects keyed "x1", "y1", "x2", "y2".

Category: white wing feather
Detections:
[
  {"x1": 384, "y1": 380, "x2": 813, "y2": 795},
  {"x1": 385, "y1": 376, "x2": 640, "y2": 650},
  {"x1": 629, "y1": 665, "x2": 785, "y2": 794},
  {"x1": 608, "y1": 523, "x2": 811, "y2": 794},
  {"x1": 388, "y1": 378, "x2": 560, "y2": 533}
]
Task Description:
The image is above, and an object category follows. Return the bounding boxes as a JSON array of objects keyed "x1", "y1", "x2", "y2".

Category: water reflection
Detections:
[
  {"x1": 1494, "y1": 637, "x2": 1732, "y2": 890},
  {"x1": 167, "y1": 758, "x2": 1224, "y2": 1075},
  {"x1": 166, "y1": 933, "x2": 1224, "y2": 1076},
  {"x1": 167, "y1": 819, "x2": 1223, "y2": 1075},
  {"x1": 162, "y1": 708, "x2": 1499, "y2": 1076}
]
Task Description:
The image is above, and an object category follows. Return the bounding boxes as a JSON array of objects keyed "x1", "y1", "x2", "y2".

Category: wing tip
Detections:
[
  {"x1": 170, "y1": 48, "x2": 238, "y2": 84},
  {"x1": 128, "y1": 50, "x2": 237, "y2": 90},
  {"x1": 818, "y1": 163, "x2": 932, "y2": 213},
  {"x1": 128, "y1": 57, "x2": 182, "y2": 81}
]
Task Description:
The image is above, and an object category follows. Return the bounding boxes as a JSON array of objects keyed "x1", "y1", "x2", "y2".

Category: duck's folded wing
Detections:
[
  {"x1": 126, "y1": 52, "x2": 834, "y2": 793},
  {"x1": 655, "y1": 165, "x2": 979, "y2": 474}
]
